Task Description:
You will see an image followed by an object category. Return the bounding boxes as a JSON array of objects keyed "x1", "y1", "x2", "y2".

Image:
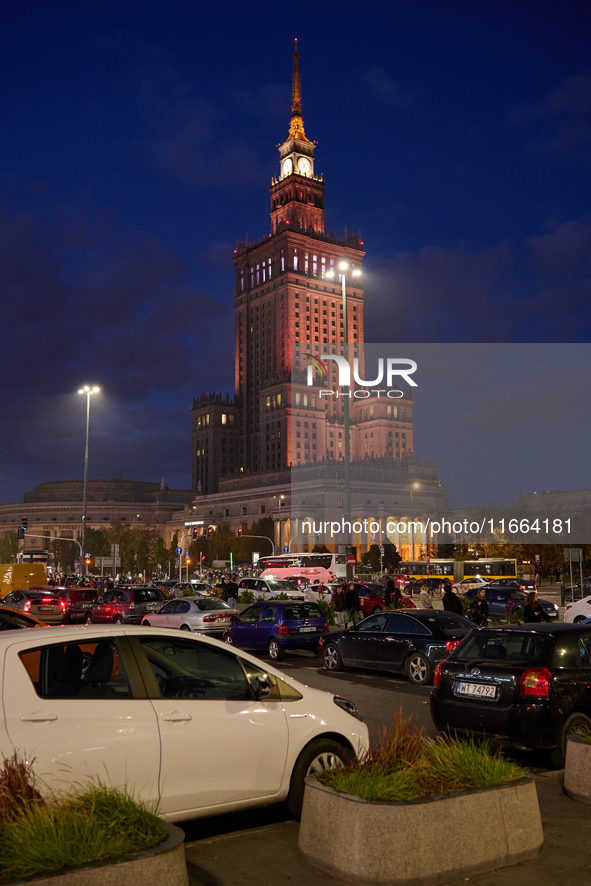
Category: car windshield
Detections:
[
  {"x1": 268, "y1": 581, "x2": 297, "y2": 591},
  {"x1": 0, "y1": 611, "x2": 36, "y2": 629},
  {"x1": 418, "y1": 614, "x2": 476, "y2": 632},
  {"x1": 452, "y1": 629, "x2": 553, "y2": 665},
  {"x1": 194, "y1": 598, "x2": 231, "y2": 611},
  {"x1": 70, "y1": 590, "x2": 96, "y2": 602},
  {"x1": 282, "y1": 603, "x2": 323, "y2": 620},
  {"x1": 134, "y1": 589, "x2": 166, "y2": 603}
]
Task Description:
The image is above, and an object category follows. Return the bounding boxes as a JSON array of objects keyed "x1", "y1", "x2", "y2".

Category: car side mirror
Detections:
[{"x1": 255, "y1": 677, "x2": 271, "y2": 700}]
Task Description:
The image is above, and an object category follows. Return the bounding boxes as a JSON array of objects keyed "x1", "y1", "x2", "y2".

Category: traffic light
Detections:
[
  {"x1": 17, "y1": 527, "x2": 24, "y2": 539},
  {"x1": 21, "y1": 517, "x2": 28, "y2": 532},
  {"x1": 192, "y1": 527, "x2": 200, "y2": 539},
  {"x1": 185, "y1": 556, "x2": 191, "y2": 565},
  {"x1": 201, "y1": 554, "x2": 206, "y2": 563},
  {"x1": 207, "y1": 526, "x2": 214, "y2": 538},
  {"x1": 237, "y1": 528, "x2": 242, "y2": 537},
  {"x1": 85, "y1": 557, "x2": 91, "y2": 566}
]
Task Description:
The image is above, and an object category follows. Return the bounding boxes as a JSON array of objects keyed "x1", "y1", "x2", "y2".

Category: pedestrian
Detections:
[
  {"x1": 332, "y1": 585, "x2": 346, "y2": 626},
  {"x1": 384, "y1": 579, "x2": 394, "y2": 609},
  {"x1": 344, "y1": 582, "x2": 361, "y2": 627},
  {"x1": 226, "y1": 579, "x2": 238, "y2": 610},
  {"x1": 419, "y1": 582, "x2": 433, "y2": 609},
  {"x1": 442, "y1": 585, "x2": 463, "y2": 615},
  {"x1": 522, "y1": 591, "x2": 551, "y2": 623},
  {"x1": 469, "y1": 588, "x2": 489, "y2": 626}
]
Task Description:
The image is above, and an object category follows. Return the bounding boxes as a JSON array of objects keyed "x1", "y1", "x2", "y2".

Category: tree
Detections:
[
  {"x1": 361, "y1": 544, "x2": 381, "y2": 572},
  {"x1": 0, "y1": 531, "x2": 18, "y2": 563}
]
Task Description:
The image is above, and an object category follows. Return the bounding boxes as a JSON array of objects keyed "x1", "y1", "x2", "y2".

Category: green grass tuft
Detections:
[{"x1": 0, "y1": 783, "x2": 167, "y2": 881}]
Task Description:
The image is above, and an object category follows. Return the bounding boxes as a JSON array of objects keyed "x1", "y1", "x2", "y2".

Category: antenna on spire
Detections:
[{"x1": 292, "y1": 37, "x2": 301, "y2": 117}]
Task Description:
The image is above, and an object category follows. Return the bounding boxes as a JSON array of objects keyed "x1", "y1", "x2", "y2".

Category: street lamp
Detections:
[
  {"x1": 326, "y1": 261, "x2": 361, "y2": 579},
  {"x1": 410, "y1": 483, "x2": 419, "y2": 560},
  {"x1": 77, "y1": 385, "x2": 99, "y2": 577}
]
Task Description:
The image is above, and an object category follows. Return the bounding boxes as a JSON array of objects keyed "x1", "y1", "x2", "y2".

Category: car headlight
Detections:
[
  {"x1": 333, "y1": 695, "x2": 364, "y2": 722},
  {"x1": 553, "y1": 603, "x2": 559, "y2": 610}
]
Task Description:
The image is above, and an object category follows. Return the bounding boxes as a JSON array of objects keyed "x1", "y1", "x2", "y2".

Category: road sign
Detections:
[
  {"x1": 283, "y1": 545, "x2": 289, "y2": 553},
  {"x1": 347, "y1": 554, "x2": 356, "y2": 568},
  {"x1": 175, "y1": 546, "x2": 182, "y2": 555},
  {"x1": 379, "y1": 545, "x2": 385, "y2": 554}
]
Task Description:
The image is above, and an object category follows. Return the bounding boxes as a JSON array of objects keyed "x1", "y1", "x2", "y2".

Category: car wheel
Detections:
[
  {"x1": 550, "y1": 712, "x2": 591, "y2": 768},
  {"x1": 372, "y1": 605, "x2": 383, "y2": 614},
  {"x1": 573, "y1": 616, "x2": 586, "y2": 624},
  {"x1": 85, "y1": 613, "x2": 93, "y2": 625},
  {"x1": 223, "y1": 634, "x2": 234, "y2": 645},
  {"x1": 113, "y1": 615, "x2": 123, "y2": 625},
  {"x1": 287, "y1": 739, "x2": 348, "y2": 819},
  {"x1": 268, "y1": 638, "x2": 284, "y2": 661},
  {"x1": 143, "y1": 620, "x2": 151, "y2": 627},
  {"x1": 406, "y1": 652, "x2": 432, "y2": 686},
  {"x1": 323, "y1": 642, "x2": 343, "y2": 671},
  {"x1": 180, "y1": 624, "x2": 191, "y2": 631}
]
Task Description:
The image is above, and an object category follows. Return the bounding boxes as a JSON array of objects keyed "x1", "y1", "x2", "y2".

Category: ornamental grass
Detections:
[{"x1": 318, "y1": 710, "x2": 526, "y2": 802}]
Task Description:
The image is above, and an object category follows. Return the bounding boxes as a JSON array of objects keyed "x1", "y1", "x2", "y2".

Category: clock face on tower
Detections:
[
  {"x1": 298, "y1": 156, "x2": 311, "y2": 175},
  {"x1": 282, "y1": 158, "x2": 293, "y2": 177}
]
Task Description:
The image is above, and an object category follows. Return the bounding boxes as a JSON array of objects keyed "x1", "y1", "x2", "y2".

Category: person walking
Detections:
[
  {"x1": 419, "y1": 582, "x2": 433, "y2": 609},
  {"x1": 345, "y1": 583, "x2": 361, "y2": 627},
  {"x1": 469, "y1": 587, "x2": 489, "y2": 626},
  {"x1": 331, "y1": 585, "x2": 346, "y2": 626},
  {"x1": 384, "y1": 580, "x2": 394, "y2": 609},
  {"x1": 442, "y1": 585, "x2": 463, "y2": 615},
  {"x1": 522, "y1": 591, "x2": 551, "y2": 623}
]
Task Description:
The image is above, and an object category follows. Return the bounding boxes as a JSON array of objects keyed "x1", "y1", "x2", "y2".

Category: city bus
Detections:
[
  {"x1": 399, "y1": 559, "x2": 518, "y2": 584},
  {"x1": 257, "y1": 553, "x2": 347, "y2": 582}
]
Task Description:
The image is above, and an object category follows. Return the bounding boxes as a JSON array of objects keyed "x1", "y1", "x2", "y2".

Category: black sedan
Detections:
[
  {"x1": 487, "y1": 578, "x2": 538, "y2": 591},
  {"x1": 463, "y1": 585, "x2": 558, "y2": 619},
  {"x1": 319, "y1": 610, "x2": 478, "y2": 685},
  {"x1": 431, "y1": 624, "x2": 591, "y2": 767}
]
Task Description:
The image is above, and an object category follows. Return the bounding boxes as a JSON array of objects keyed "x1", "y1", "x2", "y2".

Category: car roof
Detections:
[{"x1": 479, "y1": 623, "x2": 588, "y2": 634}]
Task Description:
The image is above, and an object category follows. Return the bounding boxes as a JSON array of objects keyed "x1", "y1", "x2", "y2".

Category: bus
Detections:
[
  {"x1": 257, "y1": 553, "x2": 347, "y2": 583},
  {"x1": 399, "y1": 559, "x2": 518, "y2": 584}
]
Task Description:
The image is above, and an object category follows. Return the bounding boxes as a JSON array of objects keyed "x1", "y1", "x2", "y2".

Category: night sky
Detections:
[{"x1": 1, "y1": 0, "x2": 590, "y2": 506}]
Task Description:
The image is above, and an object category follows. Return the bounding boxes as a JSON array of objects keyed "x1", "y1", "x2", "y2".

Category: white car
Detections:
[
  {"x1": 238, "y1": 578, "x2": 304, "y2": 601},
  {"x1": 564, "y1": 595, "x2": 591, "y2": 624},
  {"x1": 454, "y1": 577, "x2": 490, "y2": 594},
  {"x1": 0, "y1": 625, "x2": 368, "y2": 820},
  {"x1": 305, "y1": 582, "x2": 333, "y2": 603},
  {"x1": 141, "y1": 596, "x2": 237, "y2": 636}
]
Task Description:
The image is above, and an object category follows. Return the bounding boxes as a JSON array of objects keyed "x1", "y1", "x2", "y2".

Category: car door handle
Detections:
[
  {"x1": 20, "y1": 711, "x2": 58, "y2": 723},
  {"x1": 161, "y1": 711, "x2": 192, "y2": 723}
]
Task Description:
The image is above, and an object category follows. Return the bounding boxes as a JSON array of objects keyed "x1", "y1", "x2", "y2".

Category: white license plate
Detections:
[
  {"x1": 145, "y1": 604, "x2": 159, "y2": 610},
  {"x1": 81, "y1": 603, "x2": 91, "y2": 608},
  {"x1": 38, "y1": 606, "x2": 55, "y2": 612},
  {"x1": 299, "y1": 626, "x2": 316, "y2": 633},
  {"x1": 216, "y1": 618, "x2": 230, "y2": 625},
  {"x1": 457, "y1": 682, "x2": 496, "y2": 698}
]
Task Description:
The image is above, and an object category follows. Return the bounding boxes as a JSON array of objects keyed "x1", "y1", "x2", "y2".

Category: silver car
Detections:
[{"x1": 141, "y1": 596, "x2": 237, "y2": 635}]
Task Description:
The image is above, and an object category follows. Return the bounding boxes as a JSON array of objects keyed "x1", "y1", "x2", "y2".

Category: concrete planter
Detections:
[
  {"x1": 564, "y1": 734, "x2": 591, "y2": 805},
  {"x1": 299, "y1": 775, "x2": 543, "y2": 886},
  {"x1": 7, "y1": 822, "x2": 188, "y2": 886}
]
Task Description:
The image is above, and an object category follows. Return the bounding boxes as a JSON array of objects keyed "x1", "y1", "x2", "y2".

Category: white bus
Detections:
[{"x1": 258, "y1": 553, "x2": 346, "y2": 583}]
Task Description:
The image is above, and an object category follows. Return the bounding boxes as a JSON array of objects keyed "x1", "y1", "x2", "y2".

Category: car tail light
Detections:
[
  {"x1": 433, "y1": 662, "x2": 443, "y2": 687},
  {"x1": 23, "y1": 601, "x2": 31, "y2": 612},
  {"x1": 128, "y1": 602, "x2": 135, "y2": 611},
  {"x1": 520, "y1": 668, "x2": 552, "y2": 697},
  {"x1": 445, "y1": 640, "x2": 460, "y2": 653},
  {"x1": 202, "y1": 615, "x2": 216, "y2": 622},
  {"x1": 42, "y1": 598, "x2": 54, "y2": 604},
  {"x1": 60, "y1": 600, "x2": 66, "y2": 610},
  {"x1": 323, "y1": 620, "x2": 329, "y2": 632},
  {"x1": 278, "y1": 623, "x2": 289, "y2": 634}
]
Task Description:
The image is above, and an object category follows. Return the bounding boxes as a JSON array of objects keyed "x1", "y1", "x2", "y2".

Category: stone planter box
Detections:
[
  {"x1": 564, "y1": 734, "x2": 591, "y2": 805},
  {"x1": 8, "y1": 822, "x2": 188, "y2": 886},
  {"x1": 299, "y1": 775, "x2": 543, "y2": 886}
]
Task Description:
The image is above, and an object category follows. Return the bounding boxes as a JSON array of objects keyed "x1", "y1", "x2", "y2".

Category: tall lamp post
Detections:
[
  {"x1": 78, "y1": 386, "x2": 100, "y2": 577},
  {"x1": 410, "y1": 483, "x2": 419, "y2": 560},
  {"x1": 327, "y1": 262, "x2": 361, "y2": 580}
]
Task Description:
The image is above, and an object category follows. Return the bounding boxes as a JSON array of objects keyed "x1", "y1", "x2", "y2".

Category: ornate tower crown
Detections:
[{"x1": 287, "y1": 38, "x2": 312, "y2": 144}]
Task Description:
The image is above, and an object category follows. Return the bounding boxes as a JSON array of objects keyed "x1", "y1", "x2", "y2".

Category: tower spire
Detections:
[{"x1": 288, "y1": 38, "x2": 312, "y2": 143}]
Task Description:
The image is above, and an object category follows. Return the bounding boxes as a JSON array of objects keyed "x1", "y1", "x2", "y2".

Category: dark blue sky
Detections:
[{"x1": 1, "y1": 0, "x2": 590, "y2": 504}]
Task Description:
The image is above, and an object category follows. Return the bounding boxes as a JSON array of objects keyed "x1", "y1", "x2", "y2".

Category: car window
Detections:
[
  {"x1": 385, "y1": 614, "x2": 413, "y2": 634},
  {"x1": 260, "y1": 606, "x2": 278, "y2": 622},
  {"x1": 134, "y1": 589, "x2": 166, "y2": 603},
  {"x1": 579, "y1": 636, "x2": 591, "y2": 667},
  {"x1": 357, "y1": 613, "x2": 389, "y2": 632},
  {"x1": 136, "y1": 636, "x2": 252, "y2": 700},
  {"x1": 159, "y1": 602, "x2": 176, "y2": 614},
  {"x1": 194, "y1": 598, "x2": 230, "y2": 611},
  {"x1": 238, "y1": 607, "x2": 261, "y2": 623},
  {"x1": 0, "y1": 611, "x2": 36, "y2": 630},
  {"x1": 453, "y1": 630, "x2": 552, "y2": 665},
  {"x1": 19, "y1": 640, "x2": 131, "y2": 699}
]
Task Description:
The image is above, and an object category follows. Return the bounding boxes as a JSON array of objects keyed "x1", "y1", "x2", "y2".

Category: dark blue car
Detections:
[
  {"x1": 223, "y1": 601, "x2": 328, "y2": 661},
  {"x1": 464, "y1": 586, "x2": 558, "y2": 620}
]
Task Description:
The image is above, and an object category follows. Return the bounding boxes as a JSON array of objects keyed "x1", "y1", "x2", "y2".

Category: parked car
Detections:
[
  {"x1": 488, "y1": 578, "x2": 538, "y2": 591},
  {"x1": 55, "y1": 587, "x2": 98, "y2": 623},
  {"x1": 342, "y1": 582, "x2": 415, "y2": 616},
  {"x1": 430, "y1": 623, "x2": 591, "y2": 766},
  {"x1": 0, "y1": 625, "x2": 368, "y2": 819},
  {"x1": 224, "y1": 601, "x2": 328, "y2": 661},
  {"x1": 0, "y1": 590, "x2": 67, "y2": 624},
  {"x1": 172, "y1": 581, "x2": 211, "y2": 597},
  {"x1": 320, "y1": 610, "x2": 478, "y2": 685},
  {"x1": 453, "y1": 577, "x2": 490, "y2": 594},
  {"x1": 142, "y1": 597, "x2": 237, "y2": 636},
  {"x1": 564, "y1": 595, "x2": 591, "y2": 624},
  {"x1": 85, "y1": 586, "x2": 168, "y2": 624},
  {"x1": 237, "y1": 578, "x2": 304, "y2": 601},
  {"x1": 463, "y1": 586, "x2": 558, "y2": 620},
  {"x1": 0, "y1": 606, "x2": 48, "y2": 629}
]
